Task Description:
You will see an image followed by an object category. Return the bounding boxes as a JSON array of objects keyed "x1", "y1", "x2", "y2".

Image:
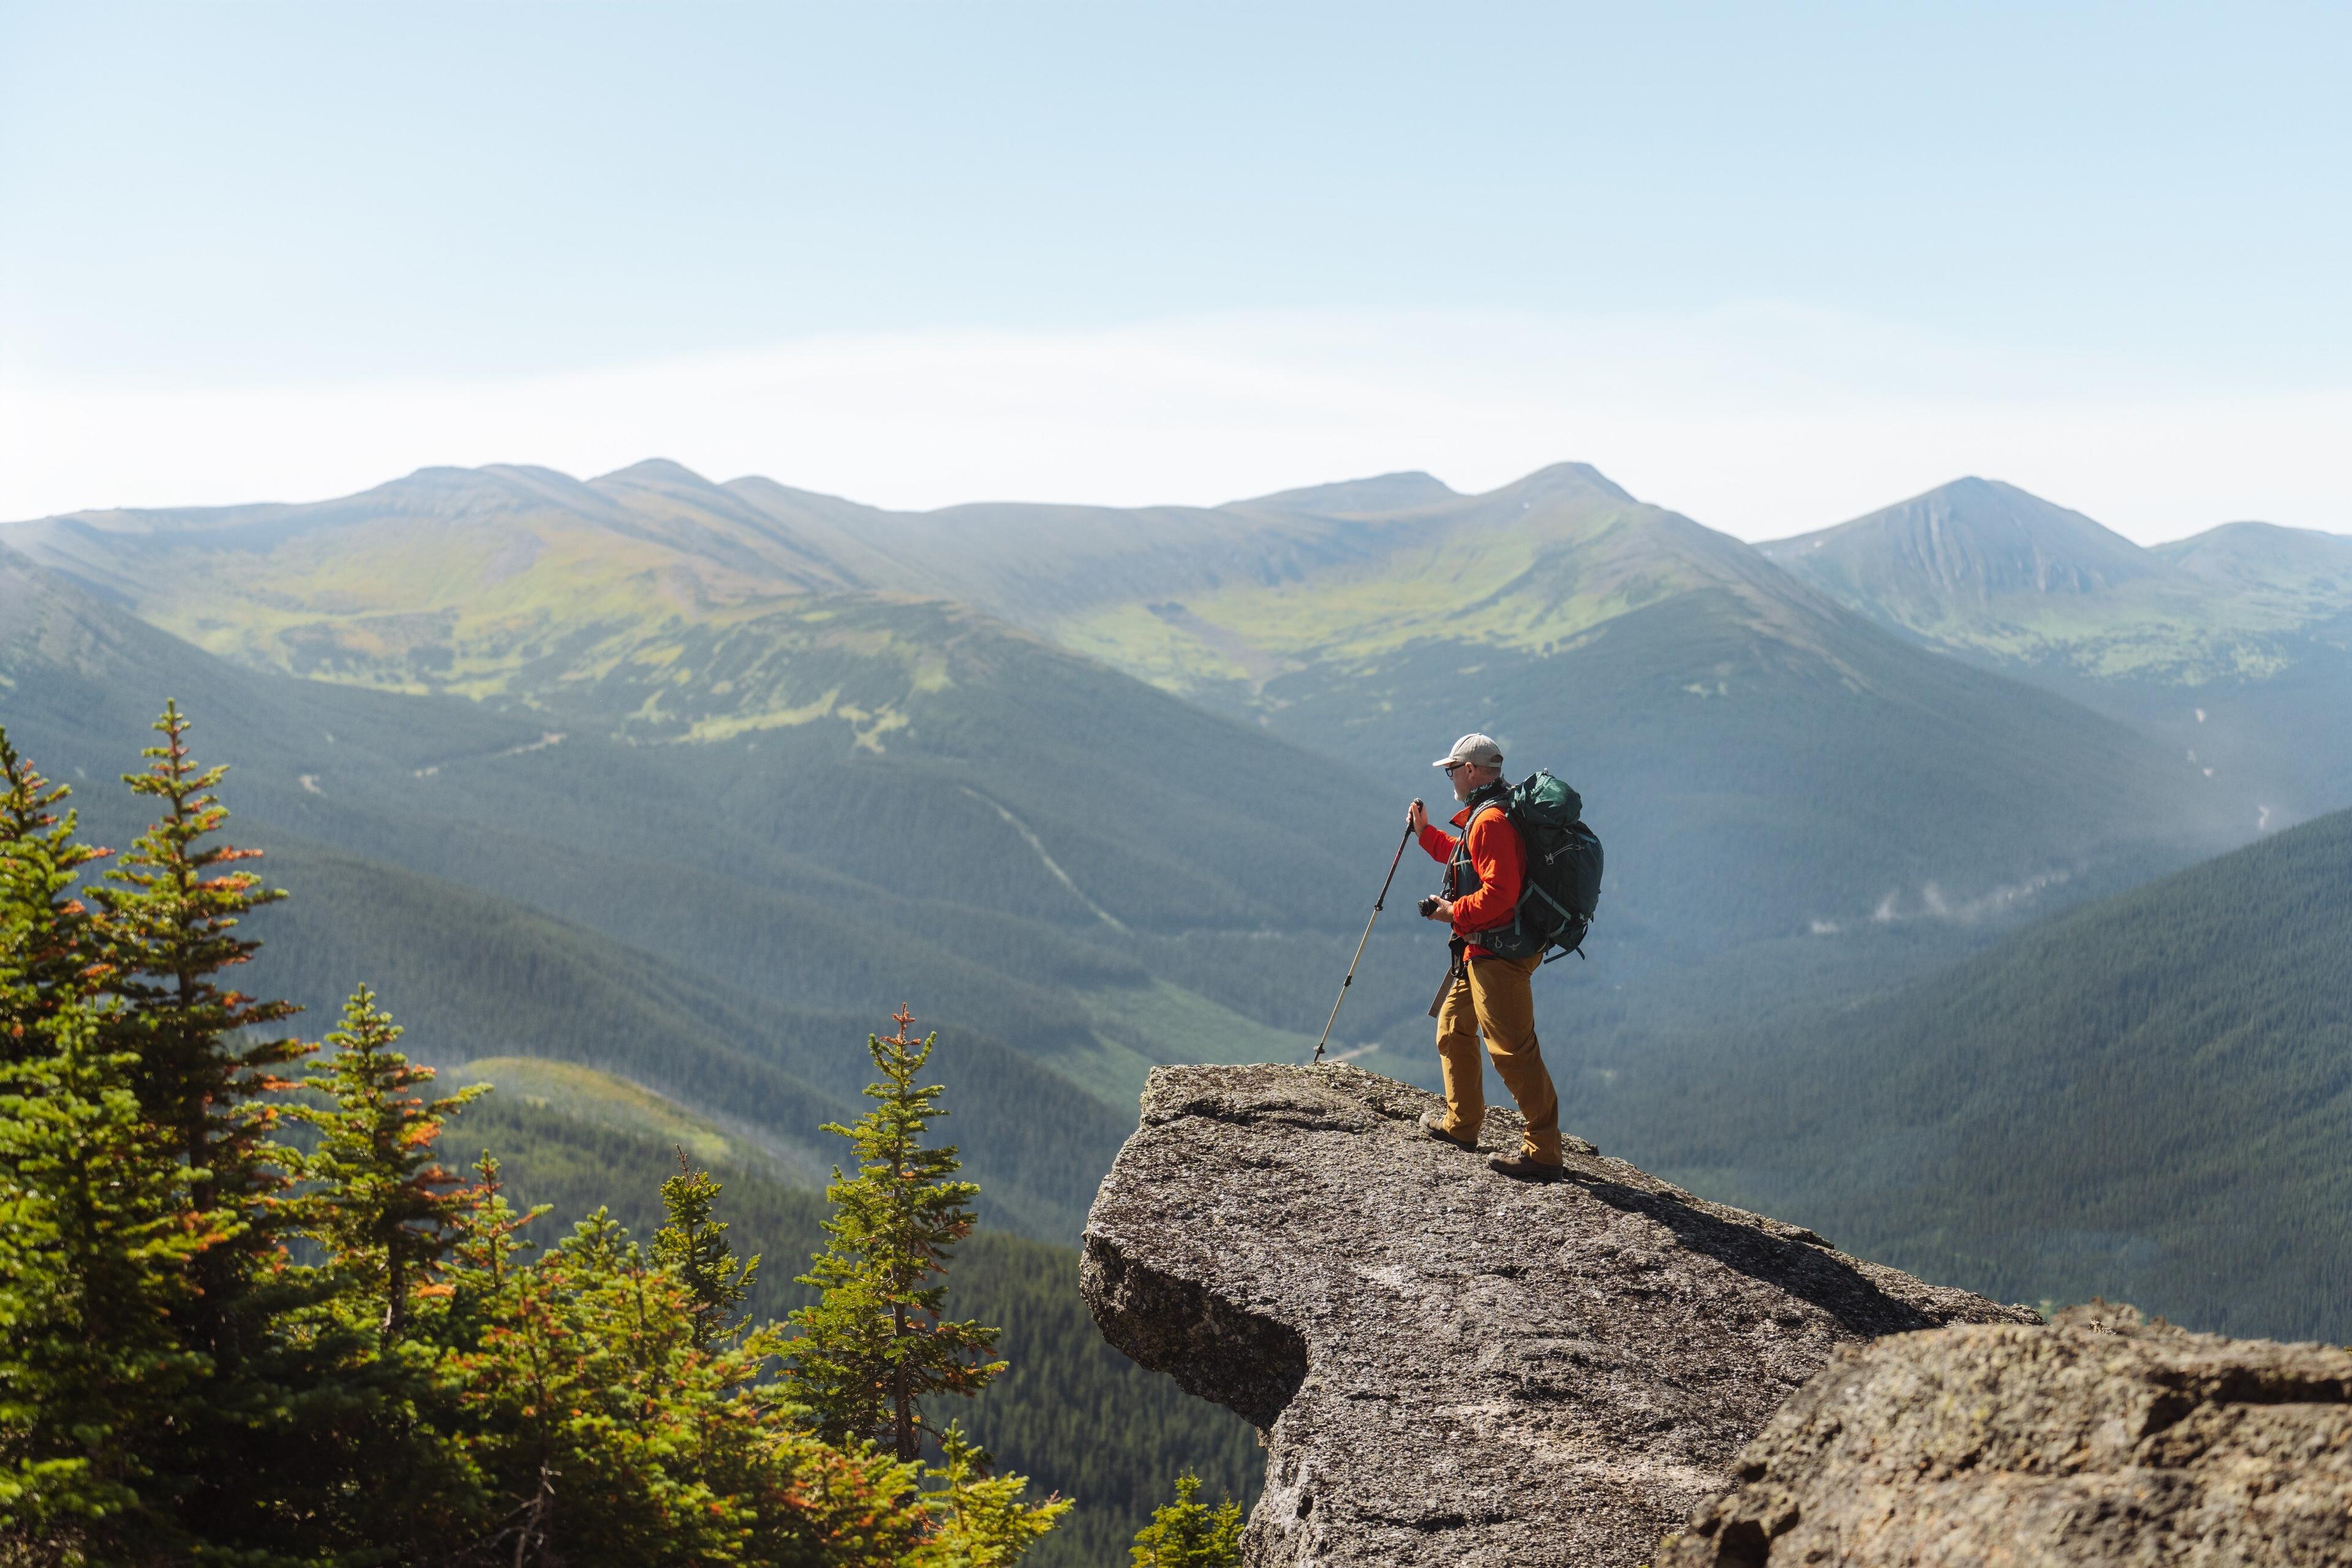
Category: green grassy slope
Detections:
[
  {"x1": 1611, "y1": 806, "x2": 2352, "y2": 1343},
  {"x1": 6, "y1": 458, "x2": 1385, "y2": 746},
  {"x1": 458, "y1": 1057, "x2": 780, "y2": 1174},
  {"x1": 455, "y1": 1095, "x2": 1262, "y2": 1568},
  {"x1": 2, "y1": 515, "x2": 1400, "y2": 944},
  {"x1": 4, "y1": 473, "x2": 1403, "y2": 949}
]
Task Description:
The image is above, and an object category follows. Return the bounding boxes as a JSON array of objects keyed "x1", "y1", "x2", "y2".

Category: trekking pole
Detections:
[{"x1": 1313, "y1": 808, "x2": 1419, "y2": 1063}]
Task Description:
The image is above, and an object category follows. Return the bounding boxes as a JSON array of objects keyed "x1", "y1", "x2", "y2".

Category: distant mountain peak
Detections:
[
  {"x1": 1905, "y1": 476, "x2": 2133, "y2": 527},
  {"x1": 1762, "y1": 477, "x2": 2156, "y2": 622},
  {"x1": 2158, "y1": 518, "x2": 2352, "y2": 553},
  {"x1": 352, "y1": 462, "x2": 579, "y2": 512},
  {"x1": 1227, "y1": 470, "x2": 1458, "y2": 518},
  {"x1": 590, "y1": 458, "x2": 722, "y2": 491},
  {"x1": 1926, "y1": 473, "x2": 2003, "y2": 497},
  {"x1": 2153, "y1": 517, "x2": 2352, "y2": 593},
  {"x1": 1491, "y1": 461, "x2": 1635, "y2": 504}
]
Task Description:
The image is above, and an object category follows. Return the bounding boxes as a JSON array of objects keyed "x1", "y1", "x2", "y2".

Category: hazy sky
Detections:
[{"x1": 3, "y1": 2, "x2": 2346, "y2": 540}]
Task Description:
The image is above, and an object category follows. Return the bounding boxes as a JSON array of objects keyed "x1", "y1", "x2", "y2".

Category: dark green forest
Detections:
[
  {"x1": 1616, "y1": 805, "x2": 2352, "y2": 1342},
  {"x1": 463, "y1": 1097, "x2": 1259, "y2": 1568},
  {"x1": 0, "y1": 709, "x2": 1251, "y2": 1565},
  {"x1": 243, "y1": 840, "x2": 1137, "y2": 1240}
]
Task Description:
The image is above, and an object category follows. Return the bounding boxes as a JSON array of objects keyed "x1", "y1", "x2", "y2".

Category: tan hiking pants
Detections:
[{"x1": 1434, "y1": 952, "x2": 1562, "y2": 1164}]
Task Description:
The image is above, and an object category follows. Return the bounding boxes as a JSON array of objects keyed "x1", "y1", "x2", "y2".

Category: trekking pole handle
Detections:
[{"x1": 1371, "y1": 805, "x2": 1418, "y2": 912}]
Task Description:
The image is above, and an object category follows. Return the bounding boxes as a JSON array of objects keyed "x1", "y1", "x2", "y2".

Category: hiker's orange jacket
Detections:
[{"x1": 1417, "y1": 802, "x2": 1524, "y2": 959}]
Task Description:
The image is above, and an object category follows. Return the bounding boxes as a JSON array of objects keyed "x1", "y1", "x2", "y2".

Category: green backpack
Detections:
[{"x1": 1453, "y1": 770, "x2": 1604, "y2": 961}]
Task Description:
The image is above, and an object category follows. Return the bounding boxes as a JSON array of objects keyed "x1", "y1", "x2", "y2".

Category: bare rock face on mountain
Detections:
[
  {"x1": 1661, "y1": 1302, "x2": 2352, "y2": 1567},
  {"x1": 1079, "y1": 1063, "x2": 2035, "y2": 1567}
]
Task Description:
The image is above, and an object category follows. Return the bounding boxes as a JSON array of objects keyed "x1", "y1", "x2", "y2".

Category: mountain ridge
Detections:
[
  {"x1": 1755, "y1": 474, "x2": 2352, "y2": 826},
  {"x1": 5, "y1": 461, "x2": 2244, "y2": 965}
]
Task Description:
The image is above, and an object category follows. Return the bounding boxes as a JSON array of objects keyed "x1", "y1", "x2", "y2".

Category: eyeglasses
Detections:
[{"x1": 1442, "y1": 761, "x2": 1474, "y2": 774}]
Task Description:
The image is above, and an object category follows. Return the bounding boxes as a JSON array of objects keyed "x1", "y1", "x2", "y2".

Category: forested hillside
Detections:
[
  {"x1": 0, "y1": 540, "x2": 1425, "y2": 1171},
  {"x1": 1614, "y1": 806, "x2": 2352, "y2": 1343},
  {"x1": 460, "y1": 1095, "x2": 1260, "y2": 1568},
  {"x1": 0, "y1": 707, "x2": 1252, "y2": 1564},
  {"x1": 248, "y1": 839, "x2": 1136, "y2": 1237},
  {"x1": 0, "y1": 710, "x2": 1094, "y2": 1564},
  {"x1": 4, "y1": 459, "x2": 2253, "y2": 1080}
]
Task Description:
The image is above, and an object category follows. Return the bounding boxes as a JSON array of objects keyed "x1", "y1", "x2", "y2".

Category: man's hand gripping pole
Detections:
[{"x1": 1313, "y1": 805, "x2": 1420, "y2": 1063}]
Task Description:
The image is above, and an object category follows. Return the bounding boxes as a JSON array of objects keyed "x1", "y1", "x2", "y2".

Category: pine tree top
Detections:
[
  {"x1": 654, "y1": 1152, "x2": 761, "y2": 1351},
  {"x1": 1131, "y1": 1472, "x2": 1244, "y2": 1568},
  {"x1": 784, "y1": 1008, "x2": 1003, "y2": 1459}
]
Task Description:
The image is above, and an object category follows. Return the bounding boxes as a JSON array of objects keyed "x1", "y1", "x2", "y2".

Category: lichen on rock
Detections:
[
  {"x1": 1660, "y1": 1300, "x2": 2352, "y2": 1567},
  {"x1": 1080, "y1": 1063, "x2": 2034, "y2": 1567}
]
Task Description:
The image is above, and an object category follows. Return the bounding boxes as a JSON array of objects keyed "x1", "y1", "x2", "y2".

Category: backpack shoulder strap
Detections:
[{"x1": 1463, "y1": 784, "x2": 1515, "y2": 830}]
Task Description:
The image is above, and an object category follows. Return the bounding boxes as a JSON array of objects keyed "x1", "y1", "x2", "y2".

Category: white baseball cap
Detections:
[{"x1": 1431, "y1": 733, "x2": 1504, "y2": 769}]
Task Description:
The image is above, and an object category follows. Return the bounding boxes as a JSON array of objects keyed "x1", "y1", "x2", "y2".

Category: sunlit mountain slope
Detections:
[
  {"x1": 0, "y1": 545, "x2": 1377, "y2": 1235},
  {"x1": 6, "y1": 461, "x2": 2234, "y2": 960},
  {"x1": 1003, "y1": 463, "x2": 2239, "y2": 946}
]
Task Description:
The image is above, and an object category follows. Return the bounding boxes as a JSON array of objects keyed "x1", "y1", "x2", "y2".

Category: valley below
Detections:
[{"x1": 6, "y1": 457, "x2": 2348, "y2": 1557}]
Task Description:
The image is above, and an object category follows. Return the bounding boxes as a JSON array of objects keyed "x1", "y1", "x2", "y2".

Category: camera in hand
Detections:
[{"x1": 1417, "y1": 894, "x2": 1443, "y2": 918}]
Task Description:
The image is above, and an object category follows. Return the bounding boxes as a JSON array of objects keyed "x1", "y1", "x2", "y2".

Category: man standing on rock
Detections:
[{"x1": 1408, "y1": 733, "x2": 1566, "y2": 1182}]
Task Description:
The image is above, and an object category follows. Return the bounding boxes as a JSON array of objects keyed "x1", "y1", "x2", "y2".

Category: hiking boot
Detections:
[
  {"x1": 1420, "y1": 1111, "x2": 1477, "y2": 1152},
  {"x1": 1488, "y1": 1152, "x2": 1566, "y2": 1183}
]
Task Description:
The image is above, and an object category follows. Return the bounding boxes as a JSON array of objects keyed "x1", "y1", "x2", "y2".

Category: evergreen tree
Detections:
[
  {"x1": 442, "y1": 1151, "x2": 1066, "y2": 1565},
  {"x1": 298, "y1": 986, "x2": 488, "y2": 1343},
  {"x1": 924, "y1": 1423, "x2": 1071, "y2": 1567},
  {"x1": 86, "y1": 702, "x2": 305, "y2": 1360},
  {"x1": 1129, "y1": 1473, "x2": 1243, "y2": 1568},
  {"x1": 0, "y1": 712, "x2": 1069, "y2": 1563},
  {"x1": 437, "y1": 1193, "x2": 944, "y2": 1567},
  {"x1": 72, "y1": 704, "x2": 374, "y2": 1561},
  {"x1": 0, "y1": 733, "x2": 203, "y2": 1558},
  {"x1": 786, "y1": 1009, "x2": 1004, "y2": 1460},
  {"x1": 0, "y1": 994, "x2": 219, "y2": 1556},
  {"x1": 448, "y1": 1150, "x2": 546, "y2": 1296},
  {"x1": 654, "y1": 1152, "x2": 761, "y2": 1351},
  {"x1": 0, "y1": 731, "x2": 108, "y2": 1060}
]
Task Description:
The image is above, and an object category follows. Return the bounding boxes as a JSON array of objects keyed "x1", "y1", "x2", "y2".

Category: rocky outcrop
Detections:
[
  {"x1": 1662, "y1": 1302, "x2": 2352, "y2": 1567},
  {"x1": 1080, "y1": 1063, "x2": 2034, "y2": 1567}
]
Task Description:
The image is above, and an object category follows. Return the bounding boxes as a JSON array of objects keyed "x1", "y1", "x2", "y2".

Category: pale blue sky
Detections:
[{"x1": 3, "y1": 2, "x2": 2346, "y2": 537}]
